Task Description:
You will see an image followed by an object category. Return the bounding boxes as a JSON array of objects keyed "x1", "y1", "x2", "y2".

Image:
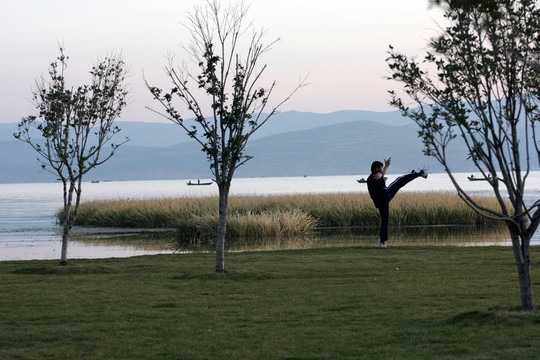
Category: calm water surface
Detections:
[{"x1": 1, "y1": 172, "x2": 538, "y2": 261}]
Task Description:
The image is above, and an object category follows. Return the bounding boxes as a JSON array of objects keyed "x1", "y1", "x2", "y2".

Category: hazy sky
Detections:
[{"x1": 0, "y1": 0, "x2": 447, "y2": 124}]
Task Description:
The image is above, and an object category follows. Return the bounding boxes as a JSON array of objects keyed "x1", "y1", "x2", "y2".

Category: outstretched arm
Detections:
[{"x1": 382, "y1": 157, "x2": 391, "y2": 175}]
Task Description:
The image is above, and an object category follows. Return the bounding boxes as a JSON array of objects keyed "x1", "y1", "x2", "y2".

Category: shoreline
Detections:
[{"x1": 1, "y1": 173, "x2": 538, "y2": 261}]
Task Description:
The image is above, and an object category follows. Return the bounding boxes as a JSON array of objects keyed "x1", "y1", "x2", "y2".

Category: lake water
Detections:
[{"x1": 1, "y1": 172, "x2": 539, "y2": 261}]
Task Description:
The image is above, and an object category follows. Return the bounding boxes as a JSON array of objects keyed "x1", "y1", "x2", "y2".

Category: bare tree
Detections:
[
  {"x1": 387, "y1": 0, "x2": 540, "y2": 311},
  {"x1": 15, "y1": 47, "x2": 130, "y2": 265},
  {"x1": 146, "y1": 0, "x2": 305, "y2": 272}
]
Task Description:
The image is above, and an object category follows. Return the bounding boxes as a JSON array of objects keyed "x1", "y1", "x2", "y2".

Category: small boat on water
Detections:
[
  {"x1": 187, "y1": 179, "x2": 213, "y2": 186},
  {"x1": 467, "y1": 174, "x2": 491, "y2": 182},
  {"x1": 357, "y1": 177, "x2": 386, "y2": 184}
]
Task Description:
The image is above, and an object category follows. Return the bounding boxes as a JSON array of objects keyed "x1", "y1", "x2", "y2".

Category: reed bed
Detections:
[{"x1": 65, "y1": 191, "x2": 506, "y2": 241}]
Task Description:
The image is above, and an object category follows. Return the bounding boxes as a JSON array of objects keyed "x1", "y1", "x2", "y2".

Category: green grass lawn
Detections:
[{"x1": 1, "y1": 246, "x2": 539, "y2": 359}]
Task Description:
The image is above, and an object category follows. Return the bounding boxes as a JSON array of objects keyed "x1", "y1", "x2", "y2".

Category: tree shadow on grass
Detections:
[
  {"x1": 446, "y1": 307, "x2": 540, "y2": 327},
  {"x1": 11, "y1": 264, "x2": 115, "y2": 275}
]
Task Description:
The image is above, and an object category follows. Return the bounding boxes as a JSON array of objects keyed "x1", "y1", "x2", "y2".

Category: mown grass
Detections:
[
  {"x1": 66, "y1": 192, "x2": 505, "y2": 241},
  {"x1": 1, "y1": 246, "x2": 539, "y2": 359}
]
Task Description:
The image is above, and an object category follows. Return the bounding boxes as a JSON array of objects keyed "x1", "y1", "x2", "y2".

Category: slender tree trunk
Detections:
[
  {"x1": 59, "y1": 181, "x2": 72, "y2": 266},
  {"x1": 60, "y1": 225, "x2": 70, "y2": 266},
  {"x1": 510, "y1": 230, "x2": 534, "y2": 311},
  {"x1": 59, "y1": 203, "x2": 72, "y2": 266},
  {"x1": 215, "y1": 184, "x2": 230, "y2": 273},
  {"x1": 59, "y1": 181, "x2": 77, "y2": 266}
]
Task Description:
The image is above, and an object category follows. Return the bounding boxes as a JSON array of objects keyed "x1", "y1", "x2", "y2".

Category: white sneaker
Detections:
[
  {"x1": 378, "y1": 242, "x2": 387, "y2": 248},
  {"x1": 420, "y1": 165, "x2": 429, "y2": 179}
]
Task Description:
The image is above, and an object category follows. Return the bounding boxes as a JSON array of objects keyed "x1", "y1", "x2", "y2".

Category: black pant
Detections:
[{"x1": 375, "y1": 171, "x2": 422, "y2": 242}]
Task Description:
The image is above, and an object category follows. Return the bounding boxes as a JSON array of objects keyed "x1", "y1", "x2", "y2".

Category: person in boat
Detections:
[{"x1": 366, "y1": 157, "x2": 429, "y2": 248}]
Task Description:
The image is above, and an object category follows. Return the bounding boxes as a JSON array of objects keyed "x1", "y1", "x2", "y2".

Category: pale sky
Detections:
[{"x1": 0, "y1": 0, "x2": 447, "y2": 124}]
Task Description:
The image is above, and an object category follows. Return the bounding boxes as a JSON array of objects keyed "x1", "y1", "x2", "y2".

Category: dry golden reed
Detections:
[{"x1": 66, "y1": 191, "x2": 505, "y2": 241}]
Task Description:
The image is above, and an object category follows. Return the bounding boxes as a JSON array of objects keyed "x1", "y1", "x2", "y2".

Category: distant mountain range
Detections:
[{"x1": 0, "y1": 110, "x2": 533, "y2": 183}]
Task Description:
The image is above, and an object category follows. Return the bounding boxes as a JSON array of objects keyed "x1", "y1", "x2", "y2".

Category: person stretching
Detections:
[{"x1": 366, "y1": 157, "x2": 428, "y2": 248}]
